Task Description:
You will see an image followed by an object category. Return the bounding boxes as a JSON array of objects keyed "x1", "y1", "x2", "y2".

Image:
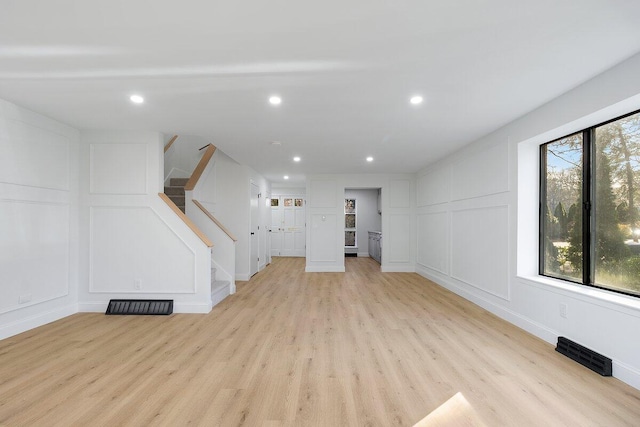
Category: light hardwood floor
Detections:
[{"x1": 1, "y1": 257, "x2": 639, "y2": 426}]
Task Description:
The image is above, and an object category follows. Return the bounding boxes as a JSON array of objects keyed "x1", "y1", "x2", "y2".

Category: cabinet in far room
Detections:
[{"x1": 368, "y1": 231, "x2": 381, "y2": 263}]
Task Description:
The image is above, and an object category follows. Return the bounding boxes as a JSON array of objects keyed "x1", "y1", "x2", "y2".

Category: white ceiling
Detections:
[{"x1": 1, "y1": 0, "x2": 640, "y2": 185}]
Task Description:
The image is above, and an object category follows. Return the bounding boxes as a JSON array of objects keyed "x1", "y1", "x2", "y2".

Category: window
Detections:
[
  {"x1": 345, "y1": 198, "x2": 356, "y2": 247},
  {"x1": 540, "y1": 110, "x2": 640, "y2": 297}
]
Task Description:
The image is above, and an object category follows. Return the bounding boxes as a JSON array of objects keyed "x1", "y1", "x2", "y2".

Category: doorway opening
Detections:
[{"x1": 344, "y1": 188, "x2": 382, "y2": 269}]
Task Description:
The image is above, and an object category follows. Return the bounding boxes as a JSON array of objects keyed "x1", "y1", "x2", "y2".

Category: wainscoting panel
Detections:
[
  {"x1": 89, "y1": 206, "x2": 196, "y2": 293},
  {"x1": 387, "y1": 213, "x2": 411, "y2": 263},
  {"x1": 451, "y1": 143, "x2": 508, "y2": 201},
  {"x1": 417, "y1": 211, "x2": 449, "y2": 274},
  {"x1": 417, "y1": 166, "x2": 450, "y2": 207},
  {"x1": 0, "y1": 200, "x2": 70, "y2": 313},
  {"x1": 0, "y1": 119, "x2": 70, "y2": 191},
  {"x1": 451, "y1": 205, "x2": 509, "y2": 300},
  {"x1": 309, "y1": 214, "x2": 337, "y2": 262},
  {"x1": 90, "y1": 143, "x2": 148, "y2": 194},
  {"x1": 388, "y1": 179, "x2": 411, "y2": 208},
  {"x1": 309, "y1": 179, "x2": 337, "y2": 208}
]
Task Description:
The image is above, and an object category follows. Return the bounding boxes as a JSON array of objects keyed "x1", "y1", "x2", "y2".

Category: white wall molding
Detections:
[
  {"x1": 0, "y1": 303, "x2": 77, "y2": 341},
  {"x1": 416, "y1": 264, "x2": 557, "y2": 343},
  {"x1": 381, "y1": 265, "x2": 415, "y2": 273},
  {"x1": 79, "y1": 301, "x2": 212, "y2": 314},
  {"x1": 89, "y1": 143, "x2": 148, "y2": 195}
]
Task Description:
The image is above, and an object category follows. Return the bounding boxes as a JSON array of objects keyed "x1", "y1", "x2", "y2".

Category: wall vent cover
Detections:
[
  {"x1": 106, "y1": 299, "x2": 173, "y2": 315},
  {"x1": 556, "y1": 336, "x2": 612, "y2": 376}
]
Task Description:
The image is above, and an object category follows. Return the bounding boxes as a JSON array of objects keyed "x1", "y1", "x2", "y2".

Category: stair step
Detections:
[
  {"x1": 170, "y1": 177, "x2": 189, "y2": 187},
  {"x1": 164, "y1": 186, "x2": 185, "y2": 195},
  {"x1": 168, "y1": 195, "x2": 185, "y2": 204}
]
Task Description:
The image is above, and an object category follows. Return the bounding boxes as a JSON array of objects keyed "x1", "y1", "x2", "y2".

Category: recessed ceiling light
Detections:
[
  {"x1": 284, "y1": 175, "x2": 289, "y2": 180},
  {"x1": 130, "y1": 94, "x2": 144, "y2": 104},
  {"x1": 269, "y1": 96, "x2": 282, "y2": 105},
  {"x1": 293, "y1": 156, "x2": 301, "y2": 162},
  {"x1": 366, "y1": 156, "x2": 374, "y2": 162},
  {"x1": 410, "y1": 95, "x2": 423, "y2": 105}
]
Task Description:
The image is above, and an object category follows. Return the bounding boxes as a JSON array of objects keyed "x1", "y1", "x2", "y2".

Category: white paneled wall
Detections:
[
  {"x1": 90, "y1": 143, "x2": 148, "y2": 194},
  {"x1": 0, "y1": 98, "x2": 79, "y2": 339},
  {"x1": 306, "y1": 174, "x2": 414, "y2": 273},
  {"x1": 193, "y1": 150, "x2": 271, "y2": 280},
  {"x1": 450, "y1": 205, "x2": 509, "y2": 299},
  {"x1": 416, "y1": 211, "x2": 448, "y2": 274},
  {"x1": 416, "y1": 52, "x2": 640, "y2": 390},
  {"x1": 310, "y1": 214, "x2": 338, "y2": 263},
  {"x1": 89, "y1": 206, "x2": 195, "y2": 293},
  {"x1": 78, "y1": 131, "x2": 212, "y2": 313},
  {"x1": 450, "y1": 143, "x2": 509, "y2": 200}
]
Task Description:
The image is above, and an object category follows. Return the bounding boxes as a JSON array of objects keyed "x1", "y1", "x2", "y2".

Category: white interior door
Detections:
[
  {"x1": 282, "y1": 196, "x2": 305, "y2": 257},
  {"x1": 270, "y1": 196, "x2": 306, "y2": 257},
  {"x1": 250, "y1": 183, "x2": 259, "y2": 276},
  {"x1": 270, "y1": 200, "x2": 283, "y2": 256}
]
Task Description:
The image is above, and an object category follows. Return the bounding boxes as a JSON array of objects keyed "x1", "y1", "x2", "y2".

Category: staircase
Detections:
[
  {"x1": 164, "y1": 178, "x2": 188, "y2": 213},
  {"x1": 211, "y1": 266, "x2": 231, "y2": 307}
]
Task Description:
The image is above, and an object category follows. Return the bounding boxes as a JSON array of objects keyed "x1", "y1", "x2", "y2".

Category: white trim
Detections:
[
  {"x1": 211, "y1": 284, "x2": 231, "y2": 308},
  {"x1": 0, "y1": 303, "x2": 77, "y2": 340},
  {"x1": 518, "y1": 275, "x2": 640, "y2": 317},
  {"x1": 416, "y1": 265, "x2": 557, "y2": 343},
  {"x1": 236, "y1": 273, "x2": 251, "y2": 281},
  {"x1": 613, "y1": 360, "x2": 640, "y2": 391},
  {"x1": 381, "y1": 264, "x2": 415, "y2": 273},
  {"x1": 78, "y1": 301, "x2": 212, "y2": 314},
  {"x1": 416, "y1": 265, "x2": 640, "y2": 391}
]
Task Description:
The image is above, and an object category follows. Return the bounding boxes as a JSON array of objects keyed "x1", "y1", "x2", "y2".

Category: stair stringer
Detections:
[{"x1": 186, "y1": 194, "x2": 237, "y2": 297}]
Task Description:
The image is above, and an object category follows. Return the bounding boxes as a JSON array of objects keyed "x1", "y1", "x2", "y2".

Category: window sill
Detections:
[{"x1": 517, "y1": 274, "x2": 640, "y2": 315}]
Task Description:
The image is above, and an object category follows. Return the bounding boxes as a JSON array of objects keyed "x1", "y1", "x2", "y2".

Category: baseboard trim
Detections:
[
  {"x1": 357, "y1": 252, "x2": 370, "y2": 257},
  {"x1": 415, "y1": 265, "x2": 557, "y2": 344},
  {"x1": 79, "y1": 301, "x2": 212, "y2": 314},
  {"x1": 613, "y1": 360, "x2": 640, "y2": 391},
  {"x1": 381, "y1": 264, "x2": 416, "y2": 273},
  {"x1": 236, "y1": 273, "x2": 250, "y2": 281},
  {"x1": 211, "y1": 284, "x2": 231, "y2": 308},
  {"x1": 415, "y1": 265, "x2": 640, "y2": 390},
  {"x1": 0, "y1": 303, "x2": 78, "y2": 340}
]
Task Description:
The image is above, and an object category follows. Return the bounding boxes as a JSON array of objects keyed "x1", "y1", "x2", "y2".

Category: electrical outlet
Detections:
[
  {"x1": 19, "y1": 294, "x2": 32, "y2": 304},
  {"x1": 560, "y1": 303, "x2": 568, "y2": 318},
  {"x1": 134, "y1": 279, "x2": 142, "y2": 290}
]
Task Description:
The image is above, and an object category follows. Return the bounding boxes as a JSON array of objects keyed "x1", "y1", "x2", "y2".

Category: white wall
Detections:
[
  {"x1": 250, "y1": 168, "x2": 271, "y2": 273},
  {"x1": 78, "y1": 130, "x2": 212, "y2": 313},
  {"x1": 344, "y1": 189, "x2": 381, "y2": 257},
  {"x1": 193, "y1": 149, "x2": 271, "y2": 280},
  {"x1": 416, "y1": 52, "x2": 640, "y2": 390},
  {"x1": 0, "y1": 98, "x2": 79, "y2": 339},
  {"x1": 306, "y1": 174, "x2": 414, "y2": 272}
]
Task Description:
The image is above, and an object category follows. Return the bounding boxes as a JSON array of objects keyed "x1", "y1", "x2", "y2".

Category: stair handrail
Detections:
[
  {"x1": 185, "y1": 144, "x2": 216, "y2": 191},
  {"x1": 192, "y1": 199, "x2": 238, "y2": 242},
  {"x1": 159, "y1": 193, "x2": 213, "y2": 247},
  {"x1": 164, "y1": 135, "x2": 178, "y2": 153}
]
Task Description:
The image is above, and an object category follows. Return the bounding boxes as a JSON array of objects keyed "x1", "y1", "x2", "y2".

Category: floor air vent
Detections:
[
  {"x1": 106, "y1": 299, "x2": 173, "y2": 315},
  {"x1": 556, "y1": 336, "x2": 612, "y2": 376}
]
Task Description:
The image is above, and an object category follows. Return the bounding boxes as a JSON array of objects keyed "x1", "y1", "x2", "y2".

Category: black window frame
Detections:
[{"x1": 539, "y1": 108, "x2": 640, "y2": 299}]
